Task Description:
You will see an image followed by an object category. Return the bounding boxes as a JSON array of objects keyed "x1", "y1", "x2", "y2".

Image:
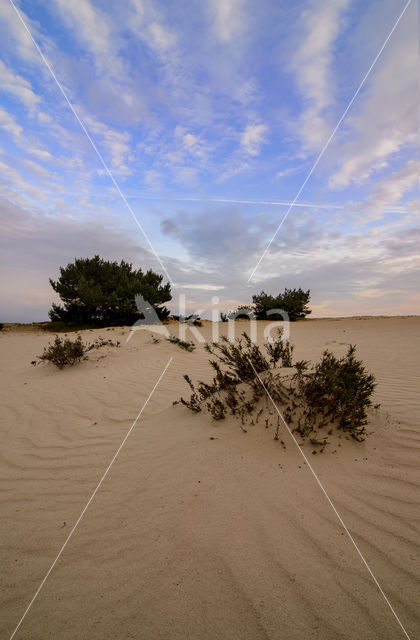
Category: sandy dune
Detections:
[{"x1": 1, "y1": 317, "x2": 419, "y2": 639}]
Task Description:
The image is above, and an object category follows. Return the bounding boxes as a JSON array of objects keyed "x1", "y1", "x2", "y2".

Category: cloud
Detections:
[
  {"x1": 0, "y1": 106, "x2": 53, "y2": 161},
  {"x1": 0, "y1": 60, "x2": 41, "y2": 113},
  {"x1": 367, "y1": 160, "x2": 420, "y2": 217},
  {"x1": 148, "y1": 21, "x2": 177, "y2": 53},
  {"x1": 0, "y1": 159, "x2": 47, "y2": 203},
  {"x1": 82, "y1": 113, "x2": 132, "y2": 170},
  {"x1": 240, "y1": 123, "x2": 268, "y2": 156},
  {"x1": 174, "y1": 126, "x2": 209, "y2": 161},
  {"x1": 0, "y1": 2, "x2": 40, "y2": 63},
  {"x1": 291, "y1": 0, "x2": 350, "y2": 151},
  {"x1": 181, "y1": 284, "x2": 225, "y2": 291},
  {"x1": 209, "y1": 0, "x2": 245, "y2": 43},
  {"x1": 52, "y1": 0, "x2": 124, "y2": 77},
  {"x1": 159, "y1": 203, "x2": 420, "y2": 312},
  {"x1": 22, "y1": 158, "x2": 55, "y2": 180},
  {"x1": 0, "y1": 105, "x2": 23, "y2": 139},
  {"x1": 328, "y1": 2, "x2": 417, "y2": 189}
]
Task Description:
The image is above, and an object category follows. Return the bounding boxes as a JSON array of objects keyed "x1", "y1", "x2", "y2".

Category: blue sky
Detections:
[{"x1": 0, "y1": 0, "x2": 418, "y2": 321}]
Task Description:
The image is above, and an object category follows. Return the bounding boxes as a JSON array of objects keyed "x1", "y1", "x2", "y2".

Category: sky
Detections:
[{"x1": 0, "y1": 0, "x2": 418, "y2": 322}]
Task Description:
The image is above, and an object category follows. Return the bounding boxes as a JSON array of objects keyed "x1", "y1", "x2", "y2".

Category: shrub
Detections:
[
  {"x1": 265, "y1": 333, "x2": 294, "y2": 367},
  {"x1": 228, "y1": 305, "x2": 256, "y2": 320},
  {"x1": 0, "y1": 322, "x2": 3, "y2": 331},
  {"x1": 301, "y1": 346, "x2": 376, "y2": 434},
  {"x1": 180, "y1": 333, "x2": 375, "y2": 442},
  {"x1": 171, "y1": 314, "x2": 202, "y2": 326},
  {"x1": 49, "y1": 255, "x2": 171, "y2": 326},
  {"x1": 206, "y1": 333, "x2": 270, "y2": 382},
  {"x1": 180, "y1": 330, "x2": 294, "y2": 421},
  {"x1": 32, "y1": 335, "x2": 120, "y2": 369},
  {"x1": 252, "y1": 288, "x2": 311, "y2": 321},
  {"x1": 167, "y1": 335, "x2": 196, "y2": 352}
]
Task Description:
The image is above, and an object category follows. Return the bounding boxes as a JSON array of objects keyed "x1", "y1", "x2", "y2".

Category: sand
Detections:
[{"x1": 1, "y1": 317, "x2": 419, "y2": 639}]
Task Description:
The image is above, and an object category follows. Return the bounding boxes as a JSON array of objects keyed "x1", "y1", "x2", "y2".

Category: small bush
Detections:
[
  {"x1": 180, "y1": 330, "x2": 293, "y2": 421},
  {"x1": 265, "y1": 332, "x2": 294, "y2": 367},
  {"x1": 300, "y1": 346, "x2": 376, "y2": 434},
  {"x1": 0, "y1": 322, "x2": 4, "y2": 331},
  {"x1": 32, "y1": 335, "x2": 120, "y2": 369},
  {"x1": 167, "y1": 335, "x2": 195, "y2": 352},
  {"x1": 180, "y1": 332, "x2": 375, "y2": 441}
]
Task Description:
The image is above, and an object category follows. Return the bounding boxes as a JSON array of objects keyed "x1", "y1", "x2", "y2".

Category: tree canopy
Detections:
[
  {"x1": 252, "y1": 288, "x2": 311, "y2": 321},
  {"x1": 49, "y1": 256, "x2": 171, "y2": 326}
]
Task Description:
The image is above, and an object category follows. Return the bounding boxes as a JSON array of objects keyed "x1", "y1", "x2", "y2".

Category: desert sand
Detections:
[{"x1": 1, "y1": 317, "x2": 419, "y2": 639}]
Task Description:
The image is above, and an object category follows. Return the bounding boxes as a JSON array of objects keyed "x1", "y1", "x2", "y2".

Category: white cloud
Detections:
[
  {"x1": 37, "y1": 112, "x2": 53, "y2": 124},
  {"x1": 328, "y1": 3, "x2": 417, "y2": 189},
  {"x1": 52, "y1": 0, "x2": 124, "y2": 77},
  {"x1": 291, "y1": 0, "x2": 350, "y2": 151},
  {"x1": 173, "y1": 166, "x2": 199, "y2": 186},
  {"x1": 148, "y1": 21, "x2": 176, "y2": 53},
  {"x1": 129, "y1": 0, "x2": 145, "y2": 29},
  {"x1": 83, "y1": 114, "x2": 131, "y2": 168},
  {"x1": 0, "y1": 159, "x2": 47, "y2": 203},
  {"x1": 23, "y1": 159, "x2": 55, "y2": 180},
  {"x1": 28, "y1": 147, "x2": 53, "y2": 162},
  {"x1": 240, "y1": 123, "x2": 268, "y2": 156},
  {"x1": 182, "y1": 284, "x2": 225, "y2": 291},
  {"x1": 144, "y1": 169, "x2": 163, "y2": 189},
  {"x1": 174, "y1": 126, "x2": 208, "y2": 160},
  {"x1": 0, "y1": 106, "x2": 58, "y2": 165},
  {"x1": 368, "y1": 160, "x2": 420, "y2": 215},
  {"x1": 0, "y1": 106, "x2": 23, "y2": 139},
  {"x1": 0, "y1": 60, "x2": 41, "y2": 113},
  {"x1": 0, "y1": 2, "x2": 40, "y2": 63},
  {"x1": 209, "y1": 0, "x2": 245, "y2": 43}
]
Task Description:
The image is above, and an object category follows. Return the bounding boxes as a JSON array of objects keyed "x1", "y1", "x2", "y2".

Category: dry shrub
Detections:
[
  {"x1": 167, "y1": 334, "x2": 196, "y2": 351},
  {"x1": 32, "y1": 335, "x2": 120, "y2": 369},
  {"x1": 180, "y1": 331, "x2": 376, "y2": 443}
]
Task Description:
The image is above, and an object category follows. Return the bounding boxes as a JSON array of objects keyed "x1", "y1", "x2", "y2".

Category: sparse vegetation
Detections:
[
  {"x1": 31, "y1": 335, "x2": 120, "y2": 369},
  {"x1": 167, "y1": 335, "x2": 196, "y2": 352},
  {"x1": 179, "y1": 331, "x2": 376, "y2": 445}
]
